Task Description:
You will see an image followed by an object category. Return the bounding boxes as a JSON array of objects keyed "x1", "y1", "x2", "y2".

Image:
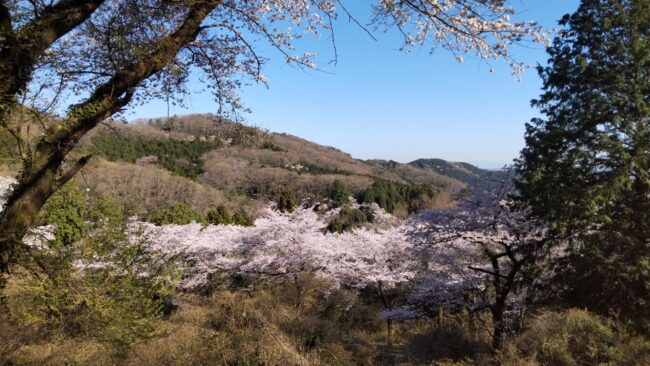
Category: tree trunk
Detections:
[
  {"x1": 0, "y1": 0, "x2": 219, "y2": 276},
  {"x1": 0, "y1": 161, "x2": 63, "y2": 274},
  {"x1": 386, "y1": 319, "x2": 393, "y2": 346},
  {"x1": 491, "y1": 305, "x2": 505, "y2": 351}
]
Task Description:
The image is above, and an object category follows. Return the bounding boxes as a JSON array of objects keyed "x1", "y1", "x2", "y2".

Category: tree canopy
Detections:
[{"x1": 515, "y1": 0, "x2": 650, "y2": 333}]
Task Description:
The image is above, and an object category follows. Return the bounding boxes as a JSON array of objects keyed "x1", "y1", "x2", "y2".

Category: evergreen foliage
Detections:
[
  {"x1": 207, "y1": 204, "x2": 232, "y2": 225},
  {"x1": 276, "y1": 186, "x2": 298, "y2": 213},
  {"x1": 329, "y1": 179, "x2": 350, "y2": 207},
  {"x1": 515, "y1": 0, "x2": 650, "y2": 334},
  {"x1": 151, "y1": 203, "x2": 208, "y2": 226},
  {"x1": 300, "y1": 162, "x2": 352, "y2": 176},
  {"x1": 91, "y1": 131, "x2": 219, "y2": 179},
  {"x1": 231, "y1": 212, "x2": 254, "y2": 227},
  {"x1": 358, "y1": 178, "x2": 438, "y2": 214},
  {"x1": 42, "y1": 184, "x2": 88, "y2": 247},
  {"x1": 325, "y1": 206, "x2": 374, "y2": 233},
  {"x1": 207, "y1": 204, "x2": 253, "y2": 226}
]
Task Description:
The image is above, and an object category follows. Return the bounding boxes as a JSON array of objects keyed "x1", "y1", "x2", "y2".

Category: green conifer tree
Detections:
[
  {"x1": 515, "y1": 0, "x2": 650, "y2": 333},
  {"x1": 277, "y1": 186, "x2": 298, "y2": 213}
]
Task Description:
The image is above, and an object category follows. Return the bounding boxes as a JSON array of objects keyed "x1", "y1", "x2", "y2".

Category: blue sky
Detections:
[{"x1": 131, "y1": 1, "x2": 580, "y2": 169}]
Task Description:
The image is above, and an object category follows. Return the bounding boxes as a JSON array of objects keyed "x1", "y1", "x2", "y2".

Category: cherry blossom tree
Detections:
[
  {"x1": 403, "y1": 170, "x2": 548, "y2": 350},
  {"x1": 0, "y1": 177, "x2": 415, "y2": 293},
  {"x1": 0, "y1": 0, "x2": 548, "y2": 278},
  {"x1": 0, "y1": 173, "x2": 553, "y2": 349},
  {"x1": 136, "y1": 203, "x2": 416, "y2": 290}
]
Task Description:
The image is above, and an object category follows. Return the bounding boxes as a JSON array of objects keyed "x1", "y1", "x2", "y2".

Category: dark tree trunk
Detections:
[
  {"x1": 0, "y1": 0, "x2": 219, "y2": 276},
  {"x1": 0, "y1": 168, "x2": 58, "y2": 274},
  {"x1": 491, "y1": 301, "x2": 506, "y2": 351}
]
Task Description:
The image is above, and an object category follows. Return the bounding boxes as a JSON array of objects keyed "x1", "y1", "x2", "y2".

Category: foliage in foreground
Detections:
[
  {"x1": 498, "y1": 310, "x2": 650, "y2": 366},
  {"x1": 4, "y1": 270, "x2": 649, "y2": 366},
  {"x1": 3, "y1": 184, "x2": 178, "y2": 354}
]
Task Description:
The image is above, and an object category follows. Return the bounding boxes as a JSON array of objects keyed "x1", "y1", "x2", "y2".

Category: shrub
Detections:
[
  {"x1": 329, "y1": 179, "x2": 350, "y2": 207},
  {"x1": 207, "y1": 204, "x2": 253, "y2": 226},
  {"x1": 299, "y1": 161, "x2": 352, "y2": 176},
  {"x1": 203, "y1": 274, "x2": 381, "y2": 365},
  {"x1": 41, "y1": 183, "x2": 88, "y2": 247},
  {"x1": 150, "y1": 203, "x2": 208, "y2": 226},
  {"x1": 405, "y1": 319, "x2": 490, "y2": 364},
  {"x1": 358, "y1": 178, "x2": 438, "y2": 214},
  {"x1": 207, "y1": 204, "x2": 232, "y2": 225},
  {"x1": 502, "y1": 309, "x2": 650, "y2": 366},
  {"x1": 6, "y1": 190, "x2": 179, "y2": 355},
  {"x1": 326, "y1": 206, "x2": 374, "y2": 233},
  {"x1": 262, "y1": 140, "x2": 287, "y2": 152},
  {"x1": 231, "y1": 212, "x2": 253, "y2": 226},
  {"x1": 118, "y1": 274, "x2": 384, "y2": 365},
  {"x1": 276, "y1": 186, "x2": 297, "y2": 213}
]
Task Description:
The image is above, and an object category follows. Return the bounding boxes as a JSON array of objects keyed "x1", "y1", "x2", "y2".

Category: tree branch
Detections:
[
  {"x1": 24, "y1": 0, "x2": 220, "y2": 186},
  {"x1": 0, "y1": 0, "x2": 105, "y2": 124},
  {"x1": 468, "y1": 265, "x2": 507, "y2": 279},
  {"x1": 53, "y1": 153, "x2": 93, "y2": 192},
  {"x1": 17, "y1": 0, "x2": 105, "y2": 58},
  {"x1": 0, "y1": 1, "x2": 13, "y2": 39}
]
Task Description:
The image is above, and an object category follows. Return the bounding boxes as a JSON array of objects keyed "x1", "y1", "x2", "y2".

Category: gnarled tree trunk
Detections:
[{"x1": 0, "y1": 0, "x2": 220, "y2": 276}]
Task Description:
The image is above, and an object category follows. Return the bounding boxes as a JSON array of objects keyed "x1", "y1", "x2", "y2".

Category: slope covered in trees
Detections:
[{"x1": 76, "y1": 114, "x2": 478, "y2": 220}]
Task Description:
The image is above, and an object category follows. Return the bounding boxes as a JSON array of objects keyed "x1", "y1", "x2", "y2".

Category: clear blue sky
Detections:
[{"x1": 130, "y1": 1, "x2": 580, "y2": 169}]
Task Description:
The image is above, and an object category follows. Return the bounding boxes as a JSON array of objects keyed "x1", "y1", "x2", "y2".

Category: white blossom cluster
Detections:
[
  {"x1": 0, "y1": 172, "x2": 545, "y2": 322},
  {"x1": 137, "y1": 204, "x2": 418, "y2": 289},
  {"x1": 372, "y1": 0, "x2": 551, "y2": 77},
  {"x1": 393, "y1": 172, "x2": 547, "y2": 321},
  {"x1": 0, "y1": 177, "x2": 15, "y2": 210},
  {"x1": 0, "y1": 177, "x2": 416, "y2": 290}
]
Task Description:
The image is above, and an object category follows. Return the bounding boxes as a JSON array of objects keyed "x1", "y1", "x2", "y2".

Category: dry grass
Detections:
[
  {"x1": 199, "y1": 152, "x2": 374, "y2": 201},
  {"x1": 80, "y1": 160, "x2": 235, "y2": 216},
  {"x1": 4, "y1": 271, "x2": 647, "y2": 366}
]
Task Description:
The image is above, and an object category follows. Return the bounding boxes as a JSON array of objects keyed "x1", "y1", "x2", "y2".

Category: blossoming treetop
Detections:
[{"x1": 0, "y1": 0, "x2": 547, "y2": 274}]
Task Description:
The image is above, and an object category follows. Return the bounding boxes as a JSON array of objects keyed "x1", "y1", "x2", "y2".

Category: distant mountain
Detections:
[{"x1": 408, "y1": 158, "x2": 491, "y2": 184}]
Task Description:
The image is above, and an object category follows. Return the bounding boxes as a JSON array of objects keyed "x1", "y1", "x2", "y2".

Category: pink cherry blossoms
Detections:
[{"x1": 137, "y1": 204, "x2": 418, "y2": 289}]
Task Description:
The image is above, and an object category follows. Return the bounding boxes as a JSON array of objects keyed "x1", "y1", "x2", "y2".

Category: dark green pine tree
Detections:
[
  {"x1": 515, "y1": 0, "x2": 650, "y2": 333},
  {"x1": 329, "y1": 179, "x2": 350, "y2": 208},
  {"x1": 277, "y1": 186, "x2": 298, "y2": 213}
]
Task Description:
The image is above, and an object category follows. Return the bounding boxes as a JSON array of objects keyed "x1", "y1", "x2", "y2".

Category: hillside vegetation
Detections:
[{"x1": 75, "y1": 114, "x2": 482, "y2": 221}]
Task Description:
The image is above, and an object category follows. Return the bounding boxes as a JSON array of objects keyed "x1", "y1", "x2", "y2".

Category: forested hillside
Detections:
[{"x1": 76, "y1": 114, "x2": 472, "y2": 222}]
